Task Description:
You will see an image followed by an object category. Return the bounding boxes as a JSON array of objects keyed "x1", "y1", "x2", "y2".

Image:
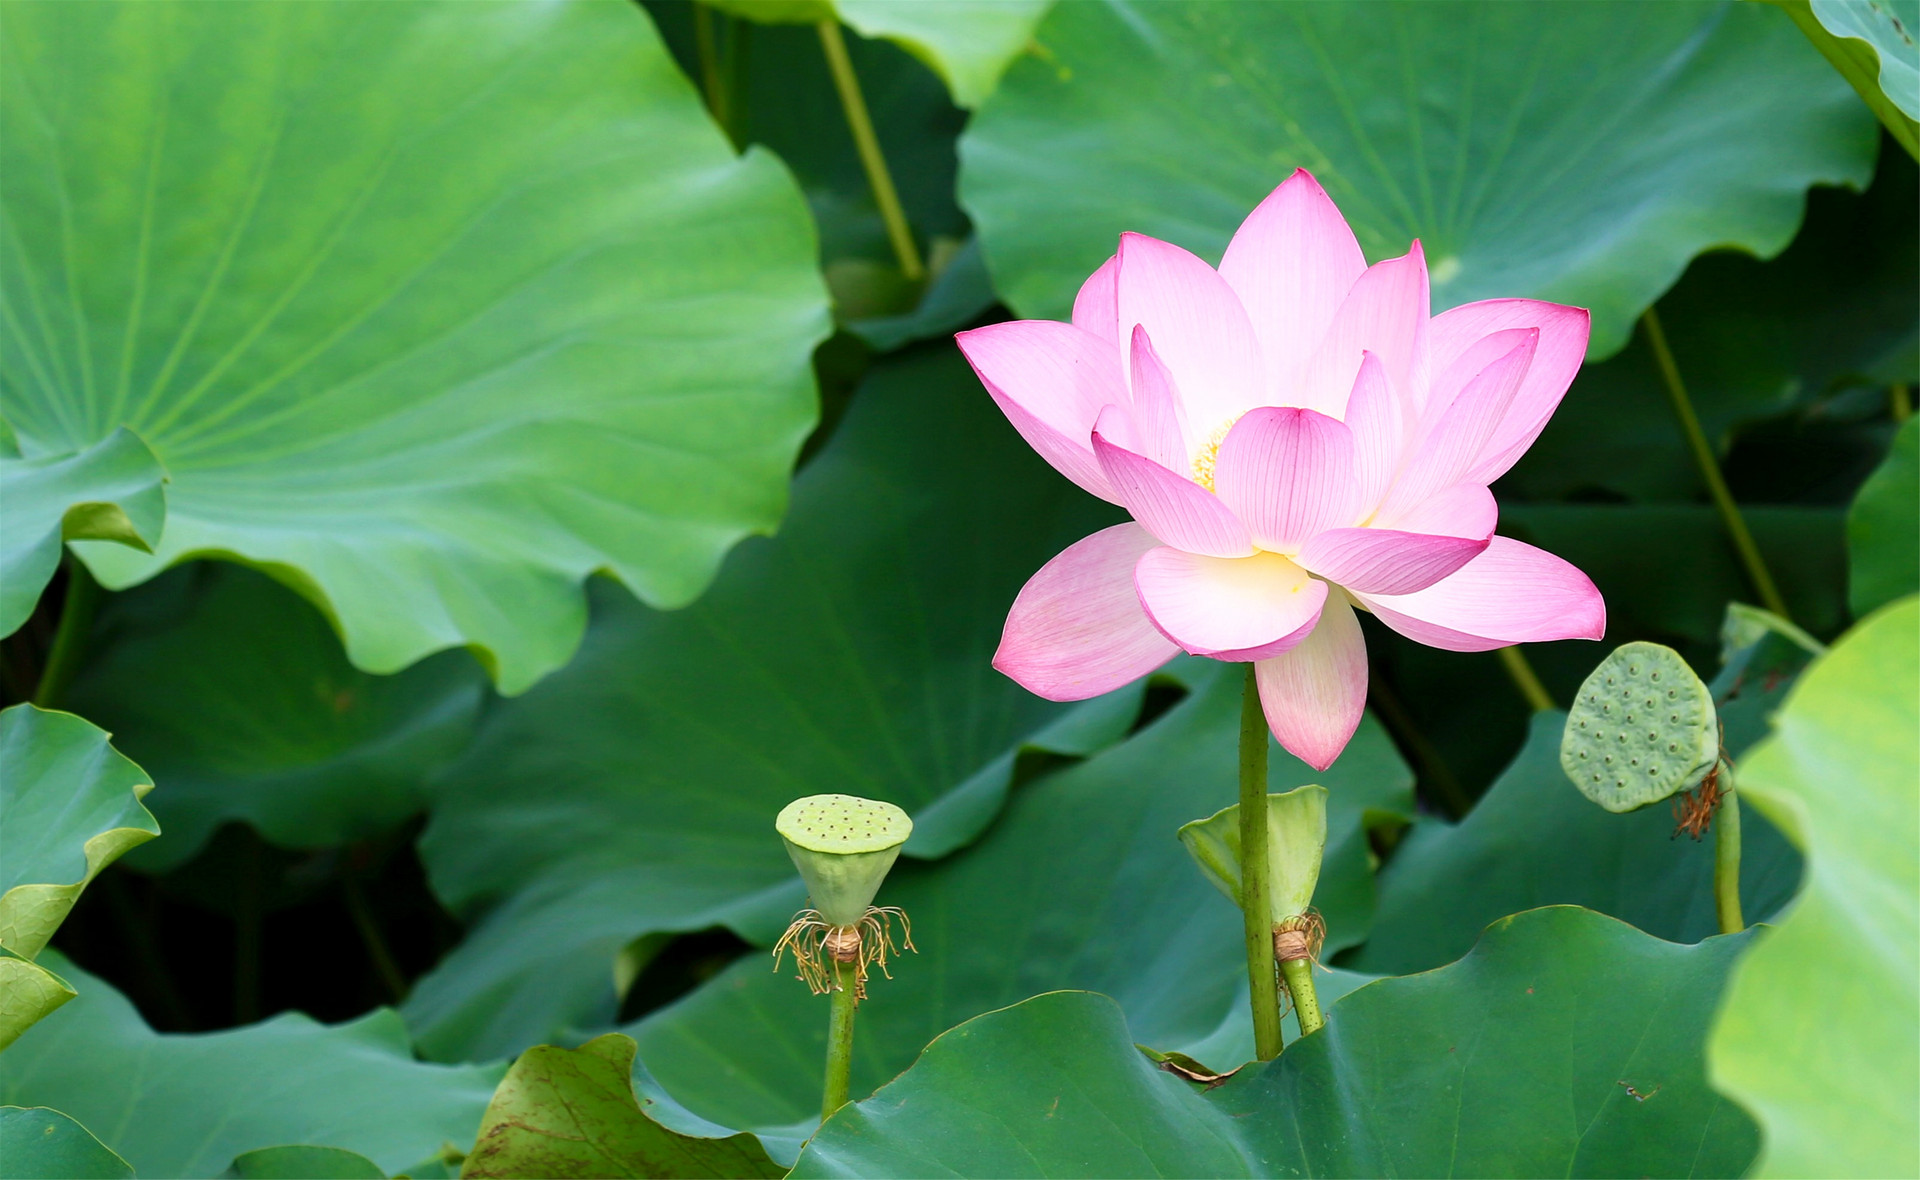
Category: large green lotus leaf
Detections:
[
  {"x1": 0, "y1": 948, "x2": 75, "y2": 1054},
  {"x1": 792, "y1": 908, "x2": 1758, "y2": 1178},
  {"x1": 835, "y1": 1, "x2": 1050, "y2": 109},
  {"x1": 1502, "y1": 503, "x2": 1848, "y2": 645},
  {"x1": 0, "y1": 427, "x2": 165, "y2": 638},
  {"x1": 1813, "y1": 0, "x2": 1920, "y2": 117},
  {"x1": 1767, "y1": 0, "x2": 1919, "y2": 156},
  {"x1": 0, "y1": 705, "x2": 156, "y2": 961},
  {"x1": 0, "y1": 0, "x2": 829, "y2": 694},
  {"x1": 1710, "y1": 597, "x2": 1919, "y2": 1178},
  {"x1": 461, "y1": 1034, "x2": 782, "y2": 1180},
  {"x1": 1347, "y1": 708, "x2": 1801, "y2": 976},
  {"x1": 961, "y1": 0, "x2": 1875, "y2": 358},
  {"x1": 0, "y1": 952, "x2": 502, "y2": 1180},
  {"x1": 706, "y1": 0, "x2": 1048, "y2": 108},
  {"x1": 1503, "y1": 150, "x2": 1918, "y2": 503},
  {"x1": 404, "y1": 348, "x2": 1152, "y2": 1061},
  {"x1": 0, "y1": 1107, "x2": 133, "y2": 1180},
  {"x1": 63, "y1": 563, "x2": 485, "y2": 871},
  {"x1": 621, "y1": 661, "x2": 1411, "y2": 1159},
  {"x1": 1846, "y1": 417, "x2": 1918, "y2": 618}
]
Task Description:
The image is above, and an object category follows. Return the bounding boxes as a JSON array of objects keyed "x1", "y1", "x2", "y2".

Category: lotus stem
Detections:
[
  {"x1": 816, "y1": 20, "x2": 924, "y2": 282},
  {"x1": 1278, "y1": 959, "x2": 1323, "y2": 1037},
  {"x1": 1275, "y1": 916, "x2": 1326, "y2": 1037},
  {"x1": 33, "y1": 558, "x2": 100, "y2": 708},
  {"x1": 1715, "y1": 781, "x2": 1744, "y2": 935},
  {"x1": 1238, "y1": 664, "x2": 1285, "y2": 1060},
  {"x1": 1641, "y1": 307, "x2": 1792, "y2": 622},
  {"x1": 821, "y1": 950, "x2": 859, "y2": 1121},
  {"x1": 1498, "y1": 645, "x2": 1556, "y2": 712}
]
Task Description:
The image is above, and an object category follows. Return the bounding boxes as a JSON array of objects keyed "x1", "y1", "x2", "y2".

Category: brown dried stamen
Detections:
[
  {"x1": 1672, "y1": 755, "x2": 1731, "y2": 841},
  {"x1": 1272, "y1": 910, "x2": 1325, "y2": 964},
  {"x1": 771, "y1": 906, "x2": 916, "y2": 1002}
]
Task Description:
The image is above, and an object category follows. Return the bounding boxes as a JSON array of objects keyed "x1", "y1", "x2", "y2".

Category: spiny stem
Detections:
[
  {"x1": 1641, "y1": 307, "x2": 1791, "y2": 621},
  {"x1": 1238, "y1": 664, "x2": 1284, "y2": 1060},
  {"x1": 1497, "y1": 645, "x2": 1555, "y2": 712},
  {"x1": 33, "y1": 558, "x2": 101, "y2": 708},
  {"x1": 816, "y1": 20, "x2": 924, "y2": 282},
  {"x1": 821, "y1": 957, "x2": 859, "y2": 1121},
  {"x1": 1279, "y1": 958, "x2": 1324, "y2": 1037},
  {"x1": 1714, "y1": 784, "x2": 1745, "y2": 935}
]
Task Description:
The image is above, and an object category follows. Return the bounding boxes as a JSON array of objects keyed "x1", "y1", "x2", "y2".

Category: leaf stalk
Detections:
[
  {"x1": 1641, "y1": 307, "x2": 1792, "y2": 621},
  {"x1": 1278, "y1": 957, "x2": 1324, "y2": 1037},
  {"x1": 1715, "y1": 784, "x2": 1745, "y2": 935},
  {"x1": 33, "y1": 558, "x2": 101, "y2": 708},
  {"x1": 1497, "y1": 645, "x2": 1556, "y2": 712},
  {"x1": 816, "y1": 20, "x2": 925, "y2": 282}
]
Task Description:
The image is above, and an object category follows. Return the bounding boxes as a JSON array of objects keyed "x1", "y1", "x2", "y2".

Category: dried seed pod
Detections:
[{"x1": 1561, "y1": 642, "x2": 1718, "y2": 813}]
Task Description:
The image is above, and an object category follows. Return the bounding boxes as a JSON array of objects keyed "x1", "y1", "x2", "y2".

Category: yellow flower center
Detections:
[{"x1": 1191, "y1": 416, "x2": 1240, "y2": 493}]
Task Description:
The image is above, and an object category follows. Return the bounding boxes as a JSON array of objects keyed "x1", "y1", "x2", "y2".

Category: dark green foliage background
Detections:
[{"x1": 3, "y1": 1, "x2": 1915, "y2": 1177}]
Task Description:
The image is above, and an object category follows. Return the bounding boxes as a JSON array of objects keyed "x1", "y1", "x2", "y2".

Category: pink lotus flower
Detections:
[{"x1": 957, "y1": 170, "x2": 1605, "y2": 771}]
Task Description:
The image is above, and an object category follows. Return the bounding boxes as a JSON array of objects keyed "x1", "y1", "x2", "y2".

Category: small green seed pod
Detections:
[
  {"x1": 1177, "y1": 784, "x2": 1327, "y2": 926},
  {"x1": 776, "y1": 794, "x2": 912, "y2": 926},
  {"x1": 1561, "y1": 641, "x2": 1718, "y2": 813}
]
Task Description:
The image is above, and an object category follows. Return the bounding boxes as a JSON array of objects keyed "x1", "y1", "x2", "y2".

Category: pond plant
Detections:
[
  {"x1": 0, "y1": 1, "x2": 1914, "y2": 1178},
  {"x1": 962, "y1": 167, "x2": 1606, "y2": 1057}
]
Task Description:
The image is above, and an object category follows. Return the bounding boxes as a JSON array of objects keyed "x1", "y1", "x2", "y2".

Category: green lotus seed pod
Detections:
[
  {"x1": 1561, "y1": 641, "x2": 1718, "y2": 813},
  {"x1": 1176, "y1": 785, "x2": 1327, "y2": 925},
  {"x1": 776, "y1": 794, "x2": 912, "y2": 926}
]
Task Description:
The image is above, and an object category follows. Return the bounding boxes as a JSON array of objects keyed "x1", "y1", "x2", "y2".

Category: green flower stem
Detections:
[
  {"x1": 1279, "y1": 957, "x2": 1325, "y2": 1037},
  {"x1": 1497, "y1": 645, "x2": 1556, "y2": 712},
  {"x1": 1641, "y1": 307, "x2": 1792, "y2": 621},
  {"x1": 1892, "y1": 383, "x2": 1911, "y2": 424},
  {"x1": 1715, "y1": 784, "x2": 1745, "y2": 935},
  {"x1": 816, "y1": 20, "x2": 925, "y2": 282},
  {"x1": 33, "y1": 558, "x2": 101, "y2": 708},
  {"x1": 821, "y1": 957, "x2": 860, "y2": 1121},
  {"x1": 1238, "y1": 664, "x2": 1285, "y2": 1060}
]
